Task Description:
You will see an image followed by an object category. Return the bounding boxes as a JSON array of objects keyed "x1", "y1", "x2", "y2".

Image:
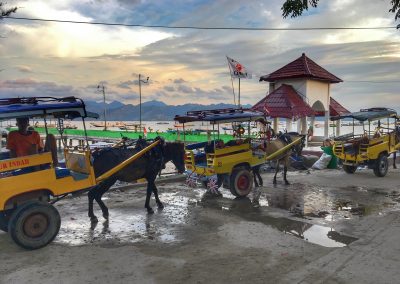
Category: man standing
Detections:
[{"x1": 7, "y1": 117, "x2": 43, "y2": 158}]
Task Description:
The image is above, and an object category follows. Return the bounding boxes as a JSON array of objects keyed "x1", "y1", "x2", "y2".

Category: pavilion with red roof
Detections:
[{"x1": 256, "y1": 53, "x2": 349, "y2": 139}]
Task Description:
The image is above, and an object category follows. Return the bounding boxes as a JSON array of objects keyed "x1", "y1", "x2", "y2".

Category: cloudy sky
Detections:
[{"x1": 0, "y1": 0, "x2": 399, "y2": 111}]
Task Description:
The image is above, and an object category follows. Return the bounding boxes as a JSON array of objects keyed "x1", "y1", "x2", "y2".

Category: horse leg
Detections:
[
  {"x1": 253, "y1": 166, "x2": 263, "y2": 187},
  {"x1": 152, "y1": 182, "x2": 164, "y2": 209},
  {"x1": 145, "y1": 181, "x2": 155, "y2": 214},
  {"x1": 394, "y1": 152, "x2": 397, "y2": 169},
  {"x1": 253, "y1": 167, "x2": 259, "y2": 187},
  {"x1": 88, "y1": 178, "x2": 116, "y2": 221},
  {"x1": 88, "y1": 188, "x2": 97, "y2": 222},
  {"x1": 283, "y1": 159, "x2": 290, "y2": 185},
  {"x1": 273, "y1": 160, "x2": 280, "y2": 185},
  {"x1": 256, "y1": 167, "x2": 263, "y2": 186}
]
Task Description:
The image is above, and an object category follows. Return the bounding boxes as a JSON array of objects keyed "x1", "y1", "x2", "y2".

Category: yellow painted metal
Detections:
[
  {"x1": 95, "y1": 139, "x2": 160, "y2": 183},
  {"x1": 0, "y1": 139, "x2": 161, "y2": 211},
  {"x1": 0, "y1": 153, "x2": 53, "y2": 173},
  {"x1": 333, "y1": 130, "x2": 398, "y2": 165},
  {"x1": 184, "y1": 137, "x2": 302, "y2": 177}
]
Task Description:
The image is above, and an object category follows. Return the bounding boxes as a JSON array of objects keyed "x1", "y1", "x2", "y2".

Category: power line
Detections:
[
  {"x1": 345, "y1": 80, "x2": 400, "y2": 84},
  {"x1": 3, "y1": 16, "x2": 399, "y2": 31}
]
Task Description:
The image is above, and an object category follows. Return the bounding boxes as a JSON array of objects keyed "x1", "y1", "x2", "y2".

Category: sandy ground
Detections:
[{"x1": 1, "y1": 167, "x2": 400, "y2": 284}]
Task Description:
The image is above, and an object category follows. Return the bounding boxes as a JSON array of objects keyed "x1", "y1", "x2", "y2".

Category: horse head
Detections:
[
  {"x1": 285, "y1": 132, "x2": 306, "y2": 157},
  {"x1": 162, "y1": 141, "x2": 186, "y2": 174}
]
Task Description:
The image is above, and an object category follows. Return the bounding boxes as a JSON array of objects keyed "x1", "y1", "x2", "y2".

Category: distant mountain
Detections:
[{"x1": 85, "y1": 100, "x2": 252, "y2": 121}]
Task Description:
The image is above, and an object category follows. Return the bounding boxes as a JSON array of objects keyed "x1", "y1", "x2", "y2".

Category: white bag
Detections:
[{"x1": 312, "y1": 153, "x2": 332, "y2": 170}]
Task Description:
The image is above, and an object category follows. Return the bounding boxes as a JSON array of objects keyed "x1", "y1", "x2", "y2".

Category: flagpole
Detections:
[
  {"x1": 227, "y1": 57, "x2": 236, "y2": 105},
  {"x1": 238, "y1": 77, "x2": 241, "y2": 108}
]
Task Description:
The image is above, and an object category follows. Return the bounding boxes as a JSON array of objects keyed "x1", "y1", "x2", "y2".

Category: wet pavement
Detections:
[
  {"x1": 50, "y1": 169, "x2": 400, "y2": 249},
  {"x1": 1, "y1": 168, "x2": 400, "y2": 283}
]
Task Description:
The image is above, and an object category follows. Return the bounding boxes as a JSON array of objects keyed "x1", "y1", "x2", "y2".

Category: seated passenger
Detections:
[
  {"x1": 7, "y1": 117, "x2": 44, "y2": 158},
  {"x1": 7, "y1": 117, "x2": 58, "y2": 166}
]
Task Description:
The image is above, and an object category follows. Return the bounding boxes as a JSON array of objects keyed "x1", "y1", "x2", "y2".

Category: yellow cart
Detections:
[
  {"x1": 175, "y1": 108, "x2": 303, "y2": 197},
  {"x1": 332, "y1": 108, "x2": 400, "y2": 177},
  {"x1": 0, "y1": 97, "x2": 159, "y2": 249}
]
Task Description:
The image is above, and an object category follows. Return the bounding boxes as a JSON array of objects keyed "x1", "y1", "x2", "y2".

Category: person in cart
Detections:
[
  {"x1": 7, "y1": 117, "x2": 43, "y2": 158},
  {"x1": 6, "y1": 117, "x2": 57, "y2": 165}
]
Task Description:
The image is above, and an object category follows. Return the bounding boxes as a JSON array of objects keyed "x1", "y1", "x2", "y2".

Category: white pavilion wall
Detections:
[
  {"x1": 270, "y1": 79, "x2": 307, "y2": 96},
  {"x1": 305, "y1": 80, "x2": 330, "y2": 110}
]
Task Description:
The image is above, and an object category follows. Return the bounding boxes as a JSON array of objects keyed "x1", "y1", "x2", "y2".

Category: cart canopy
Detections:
[
  {"x1": 0, "y1": 97, "x2": 99, "y2": 120},
  {"x1": 331, "y1": 108, "x2": 397, "y2": 122},
  {"x1": 174, "y1": 108, "x2": 267, "y2": 124}
]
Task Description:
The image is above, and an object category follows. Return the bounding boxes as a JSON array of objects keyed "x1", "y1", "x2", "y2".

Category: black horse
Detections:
[{"x1": 88, "y1": 138, "x2": 185, "y2": 222}]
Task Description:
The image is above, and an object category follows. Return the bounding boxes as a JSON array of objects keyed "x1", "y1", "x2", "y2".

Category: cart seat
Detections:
[
  {"x1": 343, "y1": 143, "x2": 356, "y2": 154},
  {"x1": 55, "y1": 167, "x2": 71, "y2": 179},
  {"x1": 186, "y1": 141, "x2": 208, "y2": 150}
]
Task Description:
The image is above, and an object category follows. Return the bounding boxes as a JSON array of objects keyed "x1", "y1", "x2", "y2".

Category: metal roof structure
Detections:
[
  {"x1": 331, "y1": 108, "x2": 398, "y2": 122},
  {"x1": 252, "y1": 84, "x2": 314, "y2": 119},
  {"x1": 259, "y1": 53, "x2": 342, "y2": 83},
  {"x1": 0, "y1": 97, "x2": 99, "y2": 120},
  {"x1": 174, "y1": 108, "x2": 267, "y2": 124}
]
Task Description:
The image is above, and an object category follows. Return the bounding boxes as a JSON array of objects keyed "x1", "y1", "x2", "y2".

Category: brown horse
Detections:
[{"x1": 257, "y1": 132, "x2": 305, "y2": 185}]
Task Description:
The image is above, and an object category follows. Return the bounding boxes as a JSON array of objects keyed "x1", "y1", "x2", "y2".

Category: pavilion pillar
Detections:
[
  {"x1": 285, "y1": 118, "x2": 292, "y2": 132},
  {"x1": 296, "y1": 119, "x2": 301, "y2": 133},
  {"x1": 309, "y1": 116, "x2": 316, "y2": 131},
  {"x1": 273, "y1": 117, "x2": 279, "y2": 133},
  {"x1": 336, "y1": 120, "x2": 341, "y2": 137},
  {"x1": 301, "y1": 117, "x2": 307, "y2": 135},
  {"x1": 324, "y1": 111, "x2": 329, "y2": 138}
]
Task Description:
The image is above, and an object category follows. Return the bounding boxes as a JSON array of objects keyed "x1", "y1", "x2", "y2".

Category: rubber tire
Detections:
[
  {"x1": 373, "y1": 153, "x2": 389, "y2": 177},
  {"x1": 343, "y1": 165, "x2": 357, "y2": 174},
  {"x1": 229, "y1": 168, "x2": 253, "y2": 197},
  {"x1": 8, "y1": 201, "x2": 61, "y2": 250}
]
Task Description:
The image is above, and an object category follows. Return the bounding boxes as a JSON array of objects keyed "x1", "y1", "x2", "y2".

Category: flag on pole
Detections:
[
  {"x1": 226, "y1": 56, "x2": 252, "y2": 79},
  {"x1": 143, "y1": 126, "x2": 147, "y2": 137}
]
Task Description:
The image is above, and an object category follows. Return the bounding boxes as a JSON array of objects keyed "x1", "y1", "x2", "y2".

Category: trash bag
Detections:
[{"x1": 312, "y1": 153, "x2": 332, "y2": 170}]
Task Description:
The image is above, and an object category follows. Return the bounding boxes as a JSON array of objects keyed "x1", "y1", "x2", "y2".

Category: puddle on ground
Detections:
[
  {"x1": 248, "y1": 183, "x2": 400, "y2": 221},
  {"x1": 199, "y1": 194, "x2": 358, "y2": 247},
  {"x1": 53, "y1": 181, "x2": 398, "y2": 248},
  {"x1": 56, "y1": 191, "x2": 194, "y2": 246}
]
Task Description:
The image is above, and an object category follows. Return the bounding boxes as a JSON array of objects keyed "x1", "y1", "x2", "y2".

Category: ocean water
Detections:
[{"x1": 1, "y1": 119, "x2": 394, "y2": 138}]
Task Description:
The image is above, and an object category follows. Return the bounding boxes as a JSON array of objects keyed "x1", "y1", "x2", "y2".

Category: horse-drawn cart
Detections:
[
  {"x1": 174, "y1": 108, "x2": 304, "y2": 197},
  {"x1": 332, "y1": 108, "x2": 400, "y2": 177},
  {"x1": 0, "y1": 97, "x2": 160, "y2": 249}
]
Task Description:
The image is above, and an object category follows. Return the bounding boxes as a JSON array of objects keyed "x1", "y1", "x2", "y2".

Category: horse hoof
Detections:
[
  {"x1": 146, "y1": 207, "x2": 154, "y2": 214},
  {"x1": 90, "y1": 216, "x2": 98, "y2": 223},
  {"x1": 273, "y1": 181, "x2": 277, "y2": 185},
  {"x1": 103, "y1": 213, "x2": 109, "y2": 220},
  {"x1": 285, "y1": 181, "x2": 290, "y2": 185},
  {"x1": 157, "y1": 203, "x2": 164, "y2": 209}
]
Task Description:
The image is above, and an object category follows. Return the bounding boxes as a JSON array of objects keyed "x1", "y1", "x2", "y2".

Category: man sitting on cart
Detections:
[
  {"x1": 6, "y1": 117, "x2": 58, "y2": 165},
  {"x1": 7, "y1": 117, "x2": 43, "y2": 158}
]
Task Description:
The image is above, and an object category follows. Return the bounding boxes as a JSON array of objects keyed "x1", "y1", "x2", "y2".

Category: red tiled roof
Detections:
[
  {"x1": 260, "y1": 53, "x2": 342, "y2": 83},
  {"x1": 252, "y1": 84, "x2": 315, "y2": 119},
  {"x1": 314, "y1": 97, "x2": 350, "y2": 117}
]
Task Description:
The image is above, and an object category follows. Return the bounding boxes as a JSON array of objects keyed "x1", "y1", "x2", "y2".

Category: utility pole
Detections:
[
  {"x1": 97, "y1": 84, "x2": 107, "y2": 131},
  {"x1": 138, "y1": 74, "x2": 149, "y2": 132}
]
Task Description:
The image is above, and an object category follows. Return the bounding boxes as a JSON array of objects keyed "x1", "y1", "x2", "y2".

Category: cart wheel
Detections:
[
  {"x1": 373, "y1": 153, "x2": 388, "y2": 177},
  {"x1": 8, "y1": 201, "x2": 61, "y2": 250},
  {"x1": 229, "y1": 168, "x2": 253, "y2": 197},
  {"x1": 343, "y1": 165, "x2": 357, "y2": 174}
]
